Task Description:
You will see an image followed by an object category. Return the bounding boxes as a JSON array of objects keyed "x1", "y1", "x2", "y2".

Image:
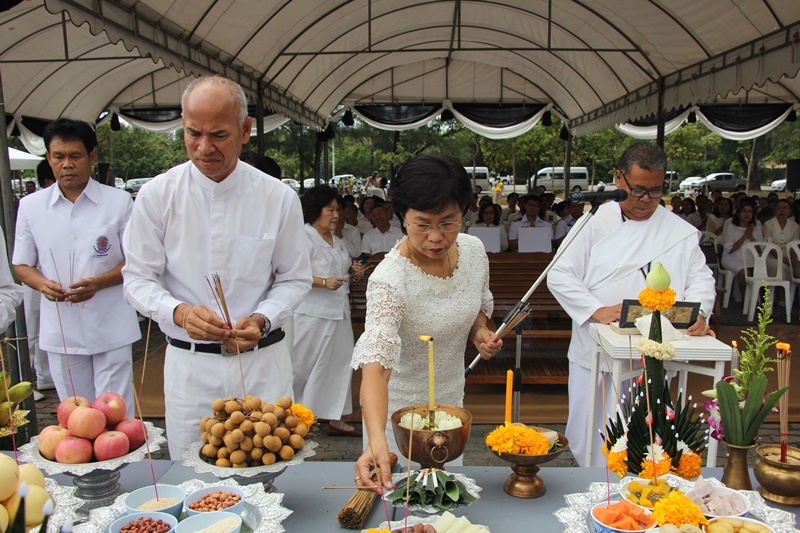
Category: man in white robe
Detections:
[{"x1": 548, "y1": 142, "x2": 716, "y2": 467}]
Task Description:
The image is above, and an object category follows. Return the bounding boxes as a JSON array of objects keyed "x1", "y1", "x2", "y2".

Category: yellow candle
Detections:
[
  {"x1": 419, "y1": 335, "x2": 435, "y2": 410},
  {"x1": 505, "y1": 369, "x2": 513, "y2": 425}
]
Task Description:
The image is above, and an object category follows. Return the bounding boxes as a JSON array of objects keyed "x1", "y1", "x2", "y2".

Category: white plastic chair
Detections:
[
  {"x1": 786, "y1": 240, "x2": 800, "y2": 316},
  {"x1": 741, "y1": 242, "x2": 792, "y2": 322}
]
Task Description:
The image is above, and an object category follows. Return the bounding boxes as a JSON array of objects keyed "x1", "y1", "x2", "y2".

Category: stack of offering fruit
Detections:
[
  {"x1": 198, "y1": 395, "x2": 312, "y2": 467},
  {"x1": 622, "y1": 479, "x2": 678, "y2": 509},
  {"x1": 0, "y1": 455, "x2": 54, "y2": 530},
  {"x1": 0, "y1": 376, "x2": 33, "y2": 431},
  {"x1": 37, "y1": 393, "x2": 148, "y2": 463}
]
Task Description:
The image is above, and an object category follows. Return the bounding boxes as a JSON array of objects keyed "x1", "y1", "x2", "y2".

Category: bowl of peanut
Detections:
[
  {"x1": 109, "y1": 511, "x2": 178, "y2": 533},
  {"x1": 183, "y1": 485, "x2": 245, "y2": 517}
]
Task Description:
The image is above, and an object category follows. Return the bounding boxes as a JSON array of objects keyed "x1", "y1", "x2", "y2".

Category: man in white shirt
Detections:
[
  {"x1": 553, "y1": 200, "x2": 585, "y2": 246},
  {"x1": 501, "y1": 192, "x2": 519, "y2": 222},
  {"x1": 338, "y1": 202, "x2": 362, "y2": 258},
  {"x1": 122, "y1": 76, "x2": 312, "y2": 458},
  {"x1": 0, "y1": 229, "x2": 23, "y2": 331},
  {"x1": 13, "y1": 119, "x2": 140, "y2": 415},
  {"x1": 508, "y1": 194, "x2": 553, "y2": 251},
  {"x1": 547, "y1": 142, "x2": 716, "y2": 467},
  {"x1": 361, "y1": 202, "x2": 403, "y2": 255}
]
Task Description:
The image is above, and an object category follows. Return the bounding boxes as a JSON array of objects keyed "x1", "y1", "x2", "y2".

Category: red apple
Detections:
[
  {"x1": 38, "y1": 425, "x2": 71, "y2": 461},
  {"x1": 115, "y1": 418, "x2": 147, "y2": 451},
  {"x1": 93, "y1": 431, "x2": 130, "y2": 461},
  {"x1": 55, "y1": 436, "x2": 93, "y2": 464},
  {"x1": 67, "y1": 406, "x2": 107, "y2": 440},
  {"x1": 93, "y1": 392, "x2": 127, "y2": 427},
  {"x1": 57, "y1": 396, "x2": 91, "y2": 427}
]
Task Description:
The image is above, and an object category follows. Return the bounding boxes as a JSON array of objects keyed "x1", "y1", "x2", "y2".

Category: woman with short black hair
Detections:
[
  {"x1": 352, "y1": 154, "x2": 502, "y2": 490},
  {"x1": 294, "y1": 185, "x2": 364, "y2": 436},
  {"x1": 470, "y1": 203, "x2": 508, "y2": 251}
]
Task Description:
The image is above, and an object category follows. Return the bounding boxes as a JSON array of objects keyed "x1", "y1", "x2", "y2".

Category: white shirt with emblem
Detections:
[{"x1": 13, "y1": 179, "x2": 141, "y2": 354}]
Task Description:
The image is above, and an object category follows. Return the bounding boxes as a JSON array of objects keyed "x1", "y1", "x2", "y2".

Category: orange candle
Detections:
[{"x1": 505, "y1": 369, "x2": 513, "y2": 425}]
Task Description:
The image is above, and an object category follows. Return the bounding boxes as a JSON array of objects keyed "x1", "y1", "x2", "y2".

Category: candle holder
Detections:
[
  {"x1": 490, "y1": 430, "x2": 569, "y2": 499},
  {"x1": 391, "y1": 404, "x2": 471, "y2": 470}
]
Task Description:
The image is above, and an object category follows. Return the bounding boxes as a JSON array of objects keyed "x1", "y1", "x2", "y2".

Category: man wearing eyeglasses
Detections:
[{"x1": 547, "y1": 141, "x2": 716, "y2": 467}]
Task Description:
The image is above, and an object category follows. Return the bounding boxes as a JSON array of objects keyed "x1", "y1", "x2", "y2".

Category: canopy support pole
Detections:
[
  {"x1": 656, "y1": 78, "x2": 666, "y2": 148},
  {"x1": 256, "y1": 84, "x2": 265, "y2": 155}
]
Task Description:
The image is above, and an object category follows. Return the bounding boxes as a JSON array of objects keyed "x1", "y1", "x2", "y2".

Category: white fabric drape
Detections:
[
  {"x1": 695, "y1": 105, "x2": 799, "y2": 141},
  {"x1": 350, "y1": 106, "x2": 443, "y2": 131},
  {"x1": 443, "y1": 101, "x2": 552, "y2": 140},
  {"x1": 8, "y1": 117, "x2": 46, "y2": 156},
  {"x1": 614, "y1": 108, "x2": 694, "y2": 139}
]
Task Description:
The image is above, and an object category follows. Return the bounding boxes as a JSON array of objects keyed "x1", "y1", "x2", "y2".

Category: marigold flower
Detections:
[
  {"x1": 638, "y1": 287, "x2": 676, "y2": 311},
  {"x1": 676, "y1": 450, "x2": 703, "y2": 480},
  {"x1": 288, "y1": 403, "x2": 315, "y2": 428},
  {"x1": 640, "y1": 456, "x2": 673, "y2": 480},
  {"x1": 485, "y1": 423, "x2": 550, "y2": 455},
  {"x1": 651, "y1": 491, "x2": 709, "y2": 527},
  {"x1": 602, "y1": 442, "x2": 629, "y2": 478}
]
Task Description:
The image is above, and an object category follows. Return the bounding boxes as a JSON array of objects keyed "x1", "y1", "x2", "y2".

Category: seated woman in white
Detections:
[
  {"x1": 469, "y1": 203, "x2": 509, "y2": 251},
  {"x1": 721, "y1": 199, "x2": 770, "y2": 287}
]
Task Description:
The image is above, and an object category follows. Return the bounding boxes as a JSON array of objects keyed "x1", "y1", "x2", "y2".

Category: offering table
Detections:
[{"x1": 586, "y1": 323, "x2": 733, "y2": 469}]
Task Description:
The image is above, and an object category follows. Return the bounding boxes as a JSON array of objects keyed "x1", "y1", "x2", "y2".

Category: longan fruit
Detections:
[
  {"x1": 223, "y1": 434, "x2": 240, "y2": 450},
  {"x1": 230, "y1": 411, "x2": 245, "y2": 425},
  {"x1": 240, "y1": 420, "x2": 255, "y2": 435},
  {"x1": 273, "y1": 406, "x2": 286, "y2": 421},
  {"x1": 262, "y1": 452, "x2": 277, "y2": 465},
  {"x1": 252, "y1": 435, "x2": 264, "y2": 448},
  {"x1": 250, "y1": 447, "x2": 264, "y2": 461},
  {"x1": 261, "y1": 403, "x2": 274, "y2": 413},
  {"x1": 217, "y1": 447, "x2": 229, "y2": 459},
  {"x1": 205, "y1": 418, "x2": 217, "y2": 433},
  {"x1": 239, "y1": 436, "x2": 254, "y2": 453},
  {"x1": 211, "y1": 398, "x2": 225, "y2": 412},
  {"x1": 278, "y1": 396, "x2": 293, "y2": 410},
  {"x1": 225, "y1": 400, "x2": 241, "y2": 414},
  {"x1": 279, "y1": 445, "x2": 294, "y2": 461},
  {"x1": 229, "y1": 449, "x2": 247, "y2": 464},
  {"x1": 224, "y1": 419, "x2": 236, "y2": 432},
  {"x1": 232, "y1": 462, "x2": 247, "y2": 469},
  {"x1": 245, "y1": 396, "x2": 262, "y2": 411},
  {"x1": 211, "y1": 422, "x2": 226, "y2": 438},
  {"x1": 230, "y1": 428, "x2": 245, "y2": 443},
  {"x1": 288, "y1": 434, "x2": 305, "y2": 450},
  {"x1": 284, "y1": 415, "x2": 299, "y2": 430},
  {"x1": 265, "y1": 435, "x2": 282, "y2": 453},
  {"x1": 273, "y1": 427, "x2": 290, "y2": 444},
  {"x1": 250, "y1": 411, "x2": 263, "y2": 420},
  {"x1": 254, "y1": 422, "x2": 271, "y2": 437},
  {"x1": 202, "y1": 443, "x2": 218, "y2": 458},
  {"x1": 200, "y1": 416, "x2": 210, "y2": 432},
  {"x1": 262, "y1": 413, "x2": 278, "y2": 429},
  {"x1": 293, "y1": 424, "x2": 308, "y2": 437},
  {"x1": 208, "y1": 435, "x2": 223, "y2": 447},
  {"x1": 200, "y1": 431, "x2": 209, "y2": 444},
  {"x1": 215, "y1": 458, "x2": 231, "y2": 468}
]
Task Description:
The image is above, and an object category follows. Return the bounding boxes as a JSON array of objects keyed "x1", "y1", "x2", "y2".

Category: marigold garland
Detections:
[
  {"x1": 602, "y1": 442, "x2": 628, "y2": 478},
  {"x1": 485, "y1": 423, "x2": 550, "y2": 455},
  {"x1": 651, "y1": 491, "x2": 710, "y2": 528},
  {"x1": 640, "y1": 449, "x2": 673, "y2": 480},
  {"x1": 638, "y1": 287, "x2": 676, "y2": 311},
  {"x1": 676, "y1": 450, "x2": 703, "y2": 480},
  {"x1": 288, "y1": 403, "x2": 315, "y2": 429}
]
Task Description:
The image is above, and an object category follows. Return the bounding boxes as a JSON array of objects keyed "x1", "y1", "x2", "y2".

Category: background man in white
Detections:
[
  {"x1": 122, "y1": 76, "x2": 312, "y2": 458},
  {"x1": 13, "y1": 119, "x2": 139, "y2": 415},
  {"x1": 547, "y1": 142, "x2": 716, "y2": 467}
]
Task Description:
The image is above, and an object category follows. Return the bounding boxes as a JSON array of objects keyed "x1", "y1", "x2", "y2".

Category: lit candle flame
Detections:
[
  {"x1": 418, "y1": 335, "x2": 432, "y2": 341},
  {"x1": 777, "y1": 342, "x2": 791, "y2": 352},
  {"x1": 731, "y1": 340, "x2": 738, "y2": 348}
]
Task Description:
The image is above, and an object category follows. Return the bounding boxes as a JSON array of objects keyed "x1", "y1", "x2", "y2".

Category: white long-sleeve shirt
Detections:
[
  {"x1": 122, "y1": 161, "x2": 312, "y2": 342},
  {"x1": 0, "y1": 227, "x2": 23, "y2": 331}
]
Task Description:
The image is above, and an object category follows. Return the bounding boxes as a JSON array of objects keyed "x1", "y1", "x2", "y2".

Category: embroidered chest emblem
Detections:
[{"x1": 93, "y1": 235, "x2": 110, "y2": 256}]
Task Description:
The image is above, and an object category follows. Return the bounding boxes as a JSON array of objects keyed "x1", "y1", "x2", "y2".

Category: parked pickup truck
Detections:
[{"x1": 692, "y1": 172, "x2": 748, "y2": 192}]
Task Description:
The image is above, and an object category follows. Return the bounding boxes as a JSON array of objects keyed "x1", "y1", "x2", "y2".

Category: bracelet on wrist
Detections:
[{"x1": 322, "y1": 278, "x2": 328, "y2": 289}]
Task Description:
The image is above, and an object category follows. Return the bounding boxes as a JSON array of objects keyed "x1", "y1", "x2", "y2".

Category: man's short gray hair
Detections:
[
  {"x1": 181, "y1": 76, "x2": 249, "y2": 126},
  {"x1": 617, "y1": 142, "x2": 667, "y2": 175}
]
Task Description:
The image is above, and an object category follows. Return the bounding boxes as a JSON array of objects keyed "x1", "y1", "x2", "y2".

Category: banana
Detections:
[
  {"x1": 6, "y1": 382, "x2": 33, "y2": 403},
  {"x1": 0, "y1": 401, "x2": 14, "y2": 427},
  {"x1": 0, "y1": 370, "x2": 8, "y2": 396}
]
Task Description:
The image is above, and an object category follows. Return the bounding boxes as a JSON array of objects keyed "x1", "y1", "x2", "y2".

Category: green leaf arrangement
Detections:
[
  {"x1": 386, "y1": 470, "x2": 477, "y2": 510},
  {"x1": 715, "y1": 375, "x2": 787, "y2": 446},
  {"x1": 735, "y1": 285, "x2": 778, "y2": 395}
]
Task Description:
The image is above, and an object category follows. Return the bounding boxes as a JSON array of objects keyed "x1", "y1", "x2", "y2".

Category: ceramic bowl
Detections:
[
  {"x1": 175, "y1": 511, "x2": 242, "y2": 533},
  {"x1": 619, "y1": 478, "x2": 679, "y2": 509},
  {"x1": 183, "y1": 485, "x2": 245, "y2": 517},
  {"x1": 685, "y1": 485, "x2": 750, "y2": 519},
  {"x1": 109, "y1": 511, "x2": 178, "y2": 533},
  {"x1": 124, "y1": 484, "x2": 187, "y2": 518},
  {"x1": 590, "y1": 501, "x2": 657, "y2": 533}
]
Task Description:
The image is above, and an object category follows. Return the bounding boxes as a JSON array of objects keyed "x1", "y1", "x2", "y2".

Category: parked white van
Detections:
[
  {"x1": 464, "y1": 166, "x2": 492, "y2": 193},
  {"x1": 529, "y1": 166, "x2": 590, "y2": 192}
]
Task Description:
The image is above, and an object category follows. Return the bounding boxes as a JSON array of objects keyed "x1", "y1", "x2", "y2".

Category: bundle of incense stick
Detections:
[
  {"x1": 206, "y1": 273, "x2": 249, "y2": 404},
  {"x1": 777, "y1": 343, "x2": 791, "y2": 462},
  {"x1": 336, "y1": 453, "x2": 399, "y2": 529},
  {"x1": 493, "y1": 302, "x2": 531, "y2": 339}
]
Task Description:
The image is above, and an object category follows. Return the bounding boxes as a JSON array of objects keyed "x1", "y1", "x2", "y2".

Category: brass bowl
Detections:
[
  {"x1": 489, "y1": 429, "x2": 569, "y2": 499},
  {"x1": 754, "y1": 445, "x2": 800, "y2": 506},
  {"x1": 390, "y1": 404, "x2": 471, "y2": 470}
]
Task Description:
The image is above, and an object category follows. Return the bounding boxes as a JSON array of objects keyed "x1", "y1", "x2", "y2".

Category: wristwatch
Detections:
[{"x1": 250, "y1": 313, "x2": 271, "y2": 338}]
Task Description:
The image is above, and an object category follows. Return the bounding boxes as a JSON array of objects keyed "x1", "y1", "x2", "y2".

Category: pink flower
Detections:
[{"x1": 704, "y1": 399, "x2": 724, "y2": 441}]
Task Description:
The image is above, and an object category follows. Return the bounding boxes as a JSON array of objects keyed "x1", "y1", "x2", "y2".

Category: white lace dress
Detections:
[{"x1": 352, "y1": 233, "x2": 493, "y2": 445}]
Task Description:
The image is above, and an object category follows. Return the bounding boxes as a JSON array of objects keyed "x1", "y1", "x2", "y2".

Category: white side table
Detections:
[{"x1": 586, "y1": 323, "x2": 732, "y2": 468}]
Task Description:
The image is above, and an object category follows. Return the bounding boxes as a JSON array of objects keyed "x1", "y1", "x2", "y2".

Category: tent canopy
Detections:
[
  {"x1": 8, "y1": 147, "x2": 42, "y2": 171},
  {"x1": 2, "y1": 0, "x2": 800, "y2": 142}
]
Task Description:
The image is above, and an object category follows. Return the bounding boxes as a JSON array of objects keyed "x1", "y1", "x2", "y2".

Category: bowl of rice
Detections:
[
  {"x1": 109, "y1": 511, "x2": 178, "y2": 533},
  {"x1": 175, "y1": 511, "x2": 242, "y2": 533},
  {"x1": 124, "y1": 484, "x2": 187, "y2": 518}
]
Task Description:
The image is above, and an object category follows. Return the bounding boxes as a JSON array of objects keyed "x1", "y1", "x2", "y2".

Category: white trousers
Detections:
[
  {"x1": 24, "y1": 285, "x2": 51, "y2": 385},
  {"x1": 164, "y1": 340, "x2": 293, "y2": 460},
  {"x1": 47, "y1": 345, "x2": 135, "y2": 418}
]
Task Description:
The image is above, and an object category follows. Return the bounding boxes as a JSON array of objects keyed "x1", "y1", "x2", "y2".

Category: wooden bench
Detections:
[{"x1": 348, "y1": 251, "x2": 572, "y2": 385}]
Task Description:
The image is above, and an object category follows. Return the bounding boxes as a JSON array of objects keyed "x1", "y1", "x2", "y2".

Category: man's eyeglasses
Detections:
[
  {"x1": 619, "y1": 172, "x2": 663, "y2": 198},
  {"x1": 404, "y1": 221, "x2": 462, "y2": 234}
]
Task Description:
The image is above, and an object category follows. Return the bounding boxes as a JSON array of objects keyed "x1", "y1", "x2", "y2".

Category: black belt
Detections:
[{"x1": 166, "y1": 328, "x2": 285, "y2": 356}]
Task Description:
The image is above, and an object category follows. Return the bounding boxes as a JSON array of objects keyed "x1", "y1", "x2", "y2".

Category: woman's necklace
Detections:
[
  {"x1": 407, "y1": 243, "x2": 452, "y2": 278},
  {"x1": 314, "y1": 225, "x2": 334, "y2": 246}
]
